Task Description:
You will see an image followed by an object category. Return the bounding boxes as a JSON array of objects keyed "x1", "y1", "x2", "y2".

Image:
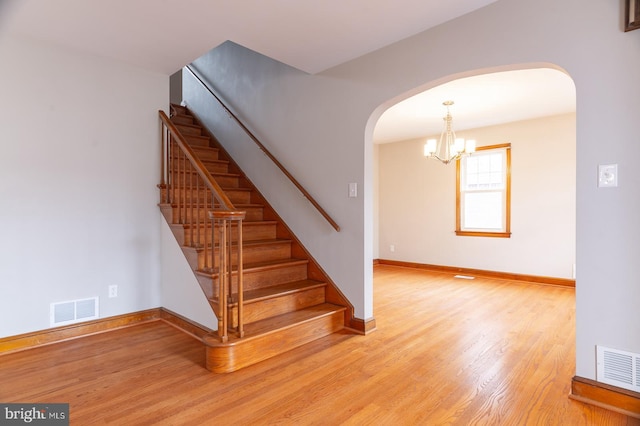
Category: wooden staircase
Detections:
[{"x1": 159, "y1": 104, "x2": 353, "y2": 373}]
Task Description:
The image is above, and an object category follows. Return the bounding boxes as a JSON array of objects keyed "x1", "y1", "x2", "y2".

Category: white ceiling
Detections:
[
  {"x1": 1, "y1": 1, "x2": 575, "y2": 142},
  {"x1": 1, "y1": 0, "x2": 497, "y2": 75},
  {"x1": 374, "y1": 68, "x2": 577, "y2": 144}
]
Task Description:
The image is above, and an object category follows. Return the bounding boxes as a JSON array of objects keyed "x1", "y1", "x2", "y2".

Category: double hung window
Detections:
[{"x1": 456, "y1": 144, "x2": 511, "y2": 238}]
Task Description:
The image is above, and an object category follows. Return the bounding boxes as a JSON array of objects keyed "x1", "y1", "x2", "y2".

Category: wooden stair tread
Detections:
[
  {"x1": 189, "y1": 147, "x2": 219, "y2": 155},
  {"x1": 174, "y1": 155, "x2": 229, "y2": 164},
  {"x1": 183, "y1": 238, "x2": 291, "y2": 251},
  {"x1": 172, "y1": 122, "x2": 201, "y2": 130},
  {"x1": 211, "y1": 172, "x2": 242, "y2": 178},
  {"x1": 195, "y1": 258, "x2": 308, "y2": 277},
  {"x1": 170, "y1": 158, "x2": 227, "y2": 165},
  {"x1": 230, "y1": 303, "x2": 345, "y2": 340},
  {"x1": 188, "y1": 144, "x2": 217, "y2": 150},
  {"x1": 170, "y1": 103, "x2": 189, "y2": 112},
  {"x1": 185, "y1": 134, "x2": 209, "y2": 141},
  {"x1": 242, "y1": 257, "x2": 308, "y2": 271},
  {"x1": 214, "y1": 279, "x2": 326, "y2": 305},
  {"x1": 175, "y1": 220, "x2": 277, "y2": 227},
  {"x1": 234, "y1": 203, "x2": 264, "y2": 210},
  {"x1": 163, "y1": 202, "x2": 263, "y2": 209}
]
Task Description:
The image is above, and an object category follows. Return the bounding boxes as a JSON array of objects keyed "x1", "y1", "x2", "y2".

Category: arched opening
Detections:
[
  {"x1": 371, "y1": 65, "x2": 576, "y2": 281},
  {"x1": 361, "y1": 64, "x2": 579, "y2": 417}
]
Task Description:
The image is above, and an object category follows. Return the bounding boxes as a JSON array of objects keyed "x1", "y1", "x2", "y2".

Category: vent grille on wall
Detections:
[
  {"x1": 596, "y1": 345, "x2": 640, "y2": 393},
  {"x1": 50, "y1": 297, "x2": 99, "y2": 327}
]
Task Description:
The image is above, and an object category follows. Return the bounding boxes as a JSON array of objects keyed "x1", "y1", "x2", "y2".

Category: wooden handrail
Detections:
[
  {"x1": 159, "y1": 110, "x2": 245, "y2": 343},
  {"x1": 160, "y1": 111, "x2": 235, "y2": 210},
  {"x1": 184, "y1": 65, "x2": 340, "y2": 232}
]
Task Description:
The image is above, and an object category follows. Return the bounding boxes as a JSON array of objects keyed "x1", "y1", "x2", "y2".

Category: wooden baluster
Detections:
[
  {"x1": 176, "y1": 143, "x2": 180, "y2": 214},
  {"x1": 165, "y1": 126, "x2": 171, "y2": 204},
  {"x1": 188, "y1": 163, "x2": 194, "y2": 246},
  {"x1": 236, "y1": 218, "x2": 244, "y2": 338},
  {"x1": 169, "y1": 137, "x2": 176, "y2": 207},
  {"x1": 160, "y1": 123, "x2": 166, "y2": 203},
  {"x1": 202, "y1": 195, "x2": 210, "y2": 271},
  {"x1": 218, "y1": 217, "x2": 228, "y2": 343},
  {"x1": 165, "y1": 127, "x2": 171, "y2": 203},
  {"x1": 176, "y1": 150, "x2": 183, "y2": 223},
  {"x1": 181, "y1": 151, "x2": 187, "y2": 224},
  {"x1": 209, "y1": 199, "x2": 218, "y2": 272},
  {"x1": 227, "y1": 220, "x2": 233, "y2": 328},
  {"x1": 195, "y1": 177, "x2": 201, "y2": 248},
  {"x1": 167, "y1": 136, "x2": 172, "y2": 205},
  {"x1": 176, "y1": 148, "x2": 182, "y2": 223},
  {"x1": 174, "y1": 141, "x2": 178, "y2": 206}
]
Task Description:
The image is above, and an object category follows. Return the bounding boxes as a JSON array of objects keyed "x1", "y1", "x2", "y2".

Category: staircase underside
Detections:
[{"x1": 160, "y1": 104, "x2": 355, "y2": 372}]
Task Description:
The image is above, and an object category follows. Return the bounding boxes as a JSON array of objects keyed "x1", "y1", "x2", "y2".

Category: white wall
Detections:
[
  {"x1": 160, "y1": 221, "x2": 217, "y2": 329},
  {"x1": 378, "y1": 113, "x2": 576, "y2": 278},
  {"x1": 183, "y1": 0, "x2": 640, "y2": 382},
  {"x1": 372, "y1": 144, "x2": 380, "y2": 260},
  {"x1": 0, "y1": 36, "x2": 168, "y2": 337}
]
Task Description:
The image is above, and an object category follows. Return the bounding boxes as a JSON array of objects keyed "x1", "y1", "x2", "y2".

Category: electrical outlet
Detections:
[
  {"x1": 390, "y1": 244, "x2": 395, "y2": 252},
  {"x1": 598, "y1": 164, "x2": 618, "y2": 188},
  {"x1": 108, "y1": 285, "x2": 118, "y2": 298}
]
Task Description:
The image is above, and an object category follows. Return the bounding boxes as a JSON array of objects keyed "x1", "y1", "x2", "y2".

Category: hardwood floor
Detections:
[{"x1": 1, "y1": 265, "x2": 638, "y2": 425}]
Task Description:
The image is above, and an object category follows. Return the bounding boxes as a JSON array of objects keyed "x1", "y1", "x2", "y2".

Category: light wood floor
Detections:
[{"x1": 1, "y1": 265, "x2": 639, "y2": 425}]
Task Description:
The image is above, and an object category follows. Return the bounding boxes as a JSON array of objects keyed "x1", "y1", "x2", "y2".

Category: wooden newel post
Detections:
[{"x1": 210, "y1": 210, "x2": 246, "y2": 340}]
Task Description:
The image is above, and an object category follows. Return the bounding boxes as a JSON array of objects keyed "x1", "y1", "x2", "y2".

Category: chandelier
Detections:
[{"x1": 423, "y1": 100, "x2": 476, "y2": 165}]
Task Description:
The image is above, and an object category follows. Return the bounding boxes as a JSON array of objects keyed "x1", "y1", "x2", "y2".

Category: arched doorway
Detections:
[{"x1": 371, "y1": 66, "x2": 576, "y2": 282}]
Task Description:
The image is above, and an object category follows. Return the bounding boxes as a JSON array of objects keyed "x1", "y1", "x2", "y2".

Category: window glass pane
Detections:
[
  {"x1": 490, "y1": 170, "x2": 502, "y2": 186},
  {"x1": 467, "y1": 157, "x2": 478, "y2": 174},
  {"x1": 463, "y1": 191, "x2": 503, "y2": 230},
  {"x1": 478, "y1": 155, "x2": 491, "y2": 173},
  {"x1": 467, "y1": 173, "x2": 478, "y2": 187},
  {"x1": 490, "y1": 154, "x2": 502, "y2": 172},
  {"x1": 478, "y1": 172, "x2": 491, "y2": 187},
  {"x1": 463, "y1": 150, "x2": 505, "y2": 191}
]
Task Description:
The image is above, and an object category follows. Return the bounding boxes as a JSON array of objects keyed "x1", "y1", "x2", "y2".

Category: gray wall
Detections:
[
  {"x1": 184, "y1": 42, "x2": 372, "y2": 320},
  {"x1": 183, "y1": 0, "x2": 640, "y2": 382},
  {"x1": 170, "y1": 69, "x2": 182, "y2": 105}
]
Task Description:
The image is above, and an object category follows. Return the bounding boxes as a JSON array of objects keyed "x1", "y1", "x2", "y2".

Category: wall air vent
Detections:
[
  {"x1": 50, "y1": 297, "x2": 99, "y2": 327},
  {"x1": 596, "y1": 345, "x2": 640, "y2": 393},
  {"x1": 454, "y1": 275, "x2": 475, "y2": 280}
]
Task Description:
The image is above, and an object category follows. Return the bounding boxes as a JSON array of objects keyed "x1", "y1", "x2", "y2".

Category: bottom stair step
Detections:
[
  {"x1": 211, "y1": 280, "x2": 328, "y2": 327},
  {"x1": 203, "y1": 303, "x2": 345, "y2": 373}
]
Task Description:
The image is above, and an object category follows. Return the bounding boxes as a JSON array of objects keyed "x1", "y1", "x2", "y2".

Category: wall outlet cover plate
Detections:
[{"x1": 598, "y1": 164, "x2": 618, "y2": 188}]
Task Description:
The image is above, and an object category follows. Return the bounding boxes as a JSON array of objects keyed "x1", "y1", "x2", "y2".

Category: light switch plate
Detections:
[
  {"x1": 598, "y1": 164, "x2": 618, "y2": 188},
  {"x1": 348, "y1": 182, "x2": 358, "y2": 198}
]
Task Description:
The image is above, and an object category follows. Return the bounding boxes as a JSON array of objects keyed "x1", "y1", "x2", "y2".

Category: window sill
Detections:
[{"x1": 455, "y1": 231, "x2": 511, "y2": 238}]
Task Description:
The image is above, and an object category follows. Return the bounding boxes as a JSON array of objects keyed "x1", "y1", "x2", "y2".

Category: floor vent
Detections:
[
  {"x1": 596, "y1": 345, "x2": 640, "y2": 393},
  {"x1": 454, "y1": 275, "x2": 475, "y2": 280},
  {"x1": 50, "y1": 297, "x2": 99, "y2": 327}
]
